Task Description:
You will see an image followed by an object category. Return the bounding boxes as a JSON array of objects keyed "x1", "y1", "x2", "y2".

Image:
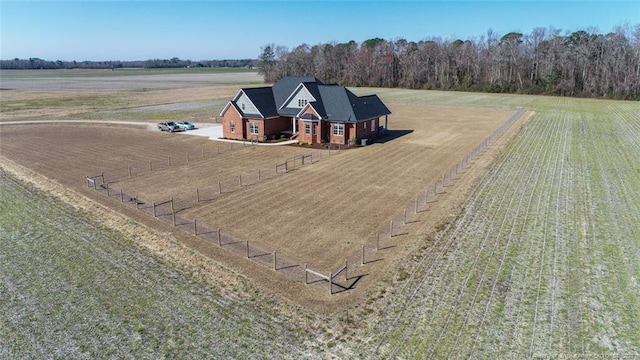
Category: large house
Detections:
[{"x1": 219, "y1": 77, "x2": 391, "y2": 145}]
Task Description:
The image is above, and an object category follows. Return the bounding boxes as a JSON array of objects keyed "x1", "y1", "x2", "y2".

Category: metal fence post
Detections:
[
  {"x1": 329, "y1": 272, "x2": 333, "y2": 295},
  {"x1": 345, "y1": 260, "x2": 348, "y2": 281},
  {"x1": 273, "y1": 251, "x2": 277, "y2": 270}
]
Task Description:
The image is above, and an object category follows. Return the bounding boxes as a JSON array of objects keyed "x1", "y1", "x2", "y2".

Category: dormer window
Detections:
[{"x1": 298, "y1": 99, "x2": 308, "y2": 107}]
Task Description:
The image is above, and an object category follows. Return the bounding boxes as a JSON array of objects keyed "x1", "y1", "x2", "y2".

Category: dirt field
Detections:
[
  {"x1": 0, "y1": 70, "x2": 262, "y2": 122},
  {"x1": 0, "y1": 69, "x2": 263, "y2": 91},
  {"x1": 0, "y1": 103, "x2": 517, "y2": 278},
  {"x1": 0, "y1": 70, "x2": 527, "y2": 308}
]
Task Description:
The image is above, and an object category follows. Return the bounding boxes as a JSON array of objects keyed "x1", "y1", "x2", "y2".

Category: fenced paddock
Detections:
[
  {"x1": 79, "y1": 107, "x2": 525, "y2": 294},
  {"x1": 177, "y1": 106, "x2": 520, "y2": 273},
  {"x1": 87, "y1": 173, "x2": 330, "y2": 288},
  {"x1": 108, "y1": 148, "x2": 334, "y2": 213},
  {"x1": 104, "y1": 141, "x2": 340, "y2": 208},
  {"x1": 1, "y1": 101, "x2": 525, "y2": 294},
  {"x1": 84, "y1": 145, "x2": 359, "y2": 293}
]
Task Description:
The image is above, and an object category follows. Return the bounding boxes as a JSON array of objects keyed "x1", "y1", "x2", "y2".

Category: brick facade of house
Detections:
[
  {"x1": 220, "y1": 77, "x2": 390, "y2": 144},
  {"x1": 222, "y1": 105, "x2": 244, "y2": 140}
]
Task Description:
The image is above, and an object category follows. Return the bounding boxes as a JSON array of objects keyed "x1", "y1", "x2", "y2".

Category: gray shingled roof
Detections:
[
  {"x1": 278, "y1": 81, "x2": 327, "y2": 117},
  {"x1": 240, "y1": 87, "x2": 278, "y2": 118},
  {"x1": 232, "y1": 76, "x2": 390, "y2": 122},
  {"x1": 348, "y1": 93, "x2": 392, "y2": 122},
  {"x1": 316, "y1": 85, "x2": 391, "y2": 122},
  {"x1": 272, "y1": 76, "x2": 321, "y2": 109}
]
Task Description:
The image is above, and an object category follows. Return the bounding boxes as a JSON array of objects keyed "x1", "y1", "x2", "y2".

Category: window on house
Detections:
[
  {"x1": 230, "y1": 121, "x2": 235, "y2": 133},
  {"x1": 371, "y1": 119, "x2": 376, "y2": 131},
  {"x1": 364, "y1": 121, "x2": 367, "y2": 132},
  {"x1": 298, "y1": 98, "x2": 308, "y2": 107},
  {"x1": 250, "y1": 122, "x2": 259, "y2": 134},
  {"x1": 241, "y1": 103, "x2": 245, "y2": 110},
  {"x1": 304, "y1": 123, "x2": 311, "y2": 135},
  {"x1": 333, "y1": 123, "x2": 344, "y2": 136}
]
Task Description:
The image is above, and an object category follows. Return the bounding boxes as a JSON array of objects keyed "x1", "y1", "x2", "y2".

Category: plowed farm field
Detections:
[{"x1": 356, "y1": 100, "x2": 640, "y2": 358}]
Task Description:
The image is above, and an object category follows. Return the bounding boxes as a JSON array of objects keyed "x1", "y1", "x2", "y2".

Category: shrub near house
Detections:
[{"x1": 220, "y1": 77, "x2": 391, "y2": 145}]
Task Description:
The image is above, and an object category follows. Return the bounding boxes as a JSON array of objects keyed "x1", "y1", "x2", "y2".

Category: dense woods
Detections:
[
  {"x1": 259, "y1": 25, "x2": 640, "y2": 99},
  {"x1": 0, "y1": 58, "x2": 254, "y2": 70}
]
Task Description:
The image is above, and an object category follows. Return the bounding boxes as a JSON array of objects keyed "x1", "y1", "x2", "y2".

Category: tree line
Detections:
[
  {"x1": 259, "y1": 25, "x2": 640, "y2": 100},
  {"x1": 0, "y1": 57, "x2": 255, "y2": 70}
]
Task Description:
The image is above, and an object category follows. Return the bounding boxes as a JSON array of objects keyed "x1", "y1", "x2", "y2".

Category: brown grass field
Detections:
[{"x1": 0, "y1": 70, "x2": 525, "y2": 307}]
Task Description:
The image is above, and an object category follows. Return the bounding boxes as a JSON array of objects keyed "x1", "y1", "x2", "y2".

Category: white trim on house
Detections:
[
  {"x1": 295, "y1": 103, "x2": 322, "y2": 120},
  {"x1": 280, "y1": 83, "x2": 317, "y2": 110},
  {"x1": 235, "y1": 90, "x2": 263, "y2": 118},
  {"x1": 219, "y1": 101, "x2": 233, "y2": 117},
  {"x1": 333, "y1": 123, "x2": 344, "y2": 136},
  {"x1": 294, "y1": 103, "x2": 323, "y2": 135},
  {"x1": 220, "y1": 89, "x2": 244, "y2": 116},
  {"x1": 249, "y1": 122, "x2": 259, "y2": 134},
  {"x1": 219, "y1": 101, "x2": 242, "y2": 118}
]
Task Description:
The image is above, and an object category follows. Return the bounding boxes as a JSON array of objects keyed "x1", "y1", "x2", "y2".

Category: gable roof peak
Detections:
[{"x1": 272, "y1": 76, "x2": 323, "y2": 108}]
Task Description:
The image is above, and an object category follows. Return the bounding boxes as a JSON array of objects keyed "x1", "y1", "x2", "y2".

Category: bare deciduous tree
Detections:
[{"x1": 259, "y1": 24, "x2": 640, "y2": 99}]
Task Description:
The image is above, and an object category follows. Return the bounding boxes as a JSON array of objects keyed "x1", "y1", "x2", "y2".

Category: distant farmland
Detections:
[{"x1": 1, "y1": 70, "x2": 639, "y2": 358}]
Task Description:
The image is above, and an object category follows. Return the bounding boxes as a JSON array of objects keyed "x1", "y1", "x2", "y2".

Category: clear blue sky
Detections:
[{"x1": 1, "y1": 1, "x2": 638, "y2": 61}]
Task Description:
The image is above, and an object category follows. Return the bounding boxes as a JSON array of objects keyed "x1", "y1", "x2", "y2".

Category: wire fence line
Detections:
[
  {"x1": 344, "y1": 107, "x2": 526, "y2": 282},
  {"x1": 85, "y1": 144, "x2": 350, "y2": 293},
  {"x1": 85, "y1": 107, "x2": 525, "y2": 295},
  {"x1": 101, "y1": 142, "x2": 345, "y2": 195},
  {"x1": 85, "y1": 180, "x2": 312, "y2": 284},
  {"x1": 99, "y1": 141, "x2": 248, "y2": 181},
  {"x1": 111, "y1": 148, "x2": 340, "y2": 212}
]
